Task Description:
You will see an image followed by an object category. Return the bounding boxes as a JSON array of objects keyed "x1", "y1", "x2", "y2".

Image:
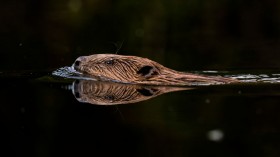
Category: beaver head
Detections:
[{"x1": 72, "y1": 54, "x2": 167, "y2": 84}]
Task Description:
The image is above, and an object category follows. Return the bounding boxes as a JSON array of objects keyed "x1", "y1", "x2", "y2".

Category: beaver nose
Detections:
[{"x1": 73, "y1": 56, "x2": 86, "y2": 70}]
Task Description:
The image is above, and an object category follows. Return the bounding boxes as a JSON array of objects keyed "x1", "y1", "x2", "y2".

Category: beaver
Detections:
[
  {"x1": 72, "y1": 80, "x2": 190, "y2": 105},
  {"x1": 72, "y1": 54, "x2": 238, "y2": 86}
]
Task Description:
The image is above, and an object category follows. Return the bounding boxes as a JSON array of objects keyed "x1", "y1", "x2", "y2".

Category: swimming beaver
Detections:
[{"x1": 72, "y1": 54, "x2": 238, "y2": 86}]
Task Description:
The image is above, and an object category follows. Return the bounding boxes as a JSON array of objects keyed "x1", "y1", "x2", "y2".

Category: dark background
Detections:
[
  {"x1": 1, "y1": 1, "x2": 280, "y2": 157},
  {"x1": 1, "y1": 0, "x2": 280, "y2": 71}
]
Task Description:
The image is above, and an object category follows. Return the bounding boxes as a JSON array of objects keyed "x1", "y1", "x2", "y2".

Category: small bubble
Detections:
[
  {"x1": 207, "y1": 129, "x2": 224, "y2": 142},
  {"x1": 238, "y1": 90, "x2": 242, "y2": 94},
  {"x1": 19, "y1": 43, "x2": 23, "y2": 46},
  {"x1": 205, "y1": 99, "x2": 210, "y2": 104}
]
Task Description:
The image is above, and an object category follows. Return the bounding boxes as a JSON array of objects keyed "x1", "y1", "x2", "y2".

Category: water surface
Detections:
[{"x1": 1, "y1": 70, "x2": 280, "y2": 156}]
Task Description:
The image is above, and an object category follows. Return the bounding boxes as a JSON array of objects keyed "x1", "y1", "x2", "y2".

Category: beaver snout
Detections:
[{"x1": 72, "y1": 56, "x2": 86, "y2": 71}]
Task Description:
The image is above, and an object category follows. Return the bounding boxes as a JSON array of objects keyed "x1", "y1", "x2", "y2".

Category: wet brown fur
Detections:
[{"x1": 72, "y1": 54, "x2": 238, "y2": 86}]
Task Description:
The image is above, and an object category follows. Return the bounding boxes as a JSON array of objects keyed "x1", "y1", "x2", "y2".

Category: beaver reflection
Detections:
[{"x1": 72, "y1": 80, "x2": 190, "y2": 105}]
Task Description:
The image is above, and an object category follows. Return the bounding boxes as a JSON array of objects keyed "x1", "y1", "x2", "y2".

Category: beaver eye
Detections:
[
  {"x1": 74, "y1": 60, "x2": 80, "y2": 66},
  {"x1": 104, "y1": 59, "x2": 114, "y2": 65}
]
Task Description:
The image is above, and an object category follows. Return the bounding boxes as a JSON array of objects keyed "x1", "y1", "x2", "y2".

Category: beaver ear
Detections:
[{"x1": 137, "y1": 66, "x2": 159, "y2": 78}]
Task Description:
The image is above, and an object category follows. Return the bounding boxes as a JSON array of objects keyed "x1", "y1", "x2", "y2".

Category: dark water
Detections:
[
  {"x1": 1, "y1": 71, "x2": 280, "y2": 157},
  {"x1": 2, "y1": 0, "x2": 280, "y2": 156}
]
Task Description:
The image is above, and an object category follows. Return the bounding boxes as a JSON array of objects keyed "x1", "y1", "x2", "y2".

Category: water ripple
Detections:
[{"x1": 52, "y1": 67, "x2": 280, "y2": 84}]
